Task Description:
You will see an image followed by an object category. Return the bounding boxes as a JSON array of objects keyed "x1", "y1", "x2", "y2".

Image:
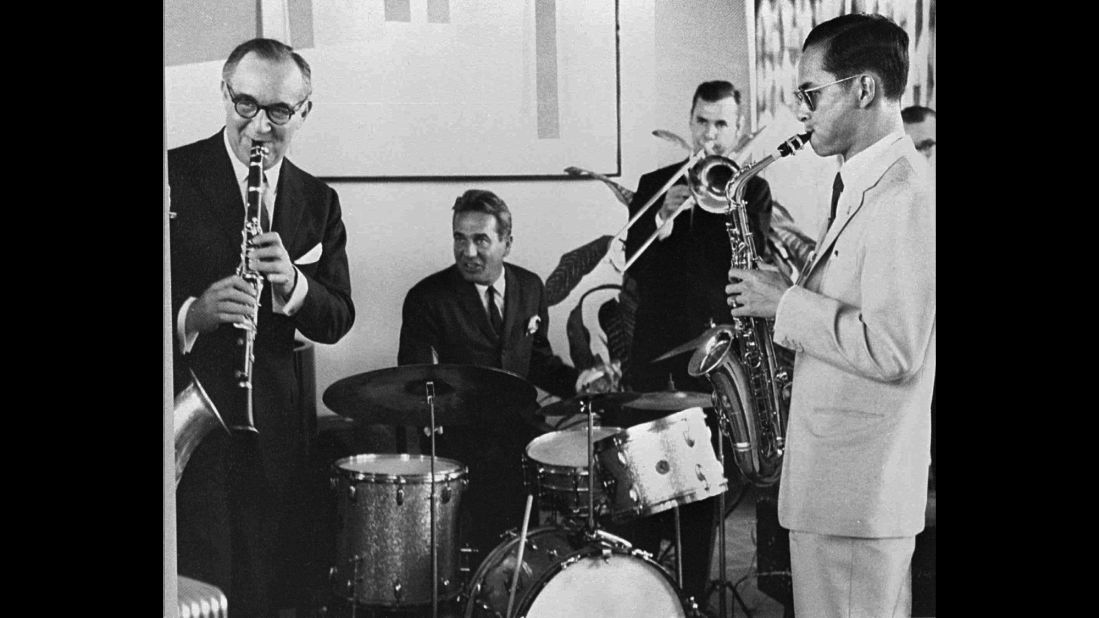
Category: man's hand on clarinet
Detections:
[
  {"x1": 726, "y1": 266, "x2": 792, "y2": 319},
  {"x1": 186, "y1": 274, "x2": 259, "y2": 334},
  {"x1": 248, "y1": 231, "x2": 299, "y2": 300}
]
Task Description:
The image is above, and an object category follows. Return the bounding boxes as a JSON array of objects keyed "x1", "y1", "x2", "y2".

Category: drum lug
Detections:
[
  {"x1": 441, "y1": 484, "x2": 452, "y2": 504},
  {"x1": 394, "y1": 476, "x2": 407, "y2": 505},
  {"x1": 392, "y1": 579, "x2": 403, "y2": 604},
  {"x1": 459, "y1": 545, "x2": 480, "y2": 574},
  {"x1": 695, "y1": 464, "x2": 710, "y2": 491},
  {"x1": 347, "y1": 484, "x2": 356, "y2": 503},
  {"x1": 601, "y1": 547, "x2": 612, "y2": 563},
  {"x1": 683, "y1": 428, "x2": 695, "y2": 447}
]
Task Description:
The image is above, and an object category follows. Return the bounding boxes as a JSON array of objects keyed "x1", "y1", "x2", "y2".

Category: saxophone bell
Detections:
[{"x1": 174, "y1": 371, "x2": 230, "y2": 486}]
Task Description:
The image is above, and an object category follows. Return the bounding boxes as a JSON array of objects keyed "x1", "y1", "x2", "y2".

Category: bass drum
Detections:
[{"x1": 464, "y1": 527, "x2": 696, "y2": 618}]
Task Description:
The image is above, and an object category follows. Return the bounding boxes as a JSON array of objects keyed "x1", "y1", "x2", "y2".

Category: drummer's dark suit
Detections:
[
  {"x1": 619, "y1": 159, "x2": 774, "y2": 605},
  {"x1": 398, "y1": 263, "x2": 578, "y2": 562},
  {"x1": 170, "y1": 129, "x2": 355, "y2": 616}
]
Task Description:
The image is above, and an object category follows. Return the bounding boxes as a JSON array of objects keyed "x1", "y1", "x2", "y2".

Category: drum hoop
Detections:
[
  {"x1": 525, "y1": 426, "x2": 624, "y2": 460},
  {"x1": 596, "y1": 407, "x2": 707, "y2": 450},
  {"x1": 513, "y1": 533, "x2": 688, "y2": 616},
  {"x1": 611, "y1": 482, "x2": 729, "y2": 521},
  {"x1": 333, "y1": 453, "x2": 468, "y2": 483}
]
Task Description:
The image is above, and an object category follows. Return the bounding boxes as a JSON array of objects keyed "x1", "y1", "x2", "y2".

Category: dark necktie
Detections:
[
  {"x1": 828, "y1": 172, "x2": 844, "y2": 228},
  {"x1": 486, "y1": 286, "x2": 504, "y2": 335}
]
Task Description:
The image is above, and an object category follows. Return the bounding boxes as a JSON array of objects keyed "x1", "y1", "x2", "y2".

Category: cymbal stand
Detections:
[
  {"x1": 584, "y1": 396, "x2": 597, "y2": 534},
  {"x1": 426, "y1": 380, "x2": 439, "y2": 618},
  {"x1": 674, "y1": 505, "x2": 683, "y2": 589}
]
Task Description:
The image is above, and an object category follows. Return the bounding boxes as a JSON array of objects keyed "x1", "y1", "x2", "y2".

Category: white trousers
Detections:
[{"x1": 788, "y1": 530, "x2": 916, "y2": 618}]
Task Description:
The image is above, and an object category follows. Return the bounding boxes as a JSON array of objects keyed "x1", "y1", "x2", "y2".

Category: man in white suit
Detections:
[{"x1": 725, "y1": 13, "x2": 935, "y2": 617}]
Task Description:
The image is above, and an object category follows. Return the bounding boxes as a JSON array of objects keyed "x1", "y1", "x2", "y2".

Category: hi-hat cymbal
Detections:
[
  {"x1": 651, "y1": 324, "x2": 734, "y2": 363},
  {"x1": 323, "y1": 364, "x2": 537, "y2": 426},
  {"x1": 623, "y1": 390, "x2": 713, "y2": 411},
  {"x1": 535, "y1": 391, "x2": 640, "y2": 418}
]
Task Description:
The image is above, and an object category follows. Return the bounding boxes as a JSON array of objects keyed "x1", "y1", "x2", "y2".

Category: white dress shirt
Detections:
[{"x1": 473, "y1": 270, "x2": 506, "y2": 319}]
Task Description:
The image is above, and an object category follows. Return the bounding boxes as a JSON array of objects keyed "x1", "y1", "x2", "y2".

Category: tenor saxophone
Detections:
[
  {"x1": 230, "y1": 141, "x2": 268, "y2": 434},
  {"x1": 687, "y1": 132, "x2": 810, "y2": 486}
]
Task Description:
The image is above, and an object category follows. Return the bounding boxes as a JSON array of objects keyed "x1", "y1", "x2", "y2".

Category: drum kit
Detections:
[{"x1": 320, "y1": 360, "x2": 740, "y2": 618}]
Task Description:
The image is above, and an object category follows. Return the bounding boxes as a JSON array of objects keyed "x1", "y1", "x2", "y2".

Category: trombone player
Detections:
[{"x1": 617, "y1": 80, "x2": 777, "y2": 607}]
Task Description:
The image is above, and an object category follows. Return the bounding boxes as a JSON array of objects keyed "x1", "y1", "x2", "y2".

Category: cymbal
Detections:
[
  {"x1": 623, "y1": 390, "x2": 713, "y2": 411},
  {"x1": 323, "y1": 364, "x2": 537, "y2": 426},
  {"x1": 535, "y1": 391, "x2": 640, "y2": 418},
  {"x1": 651, "y1": 324, "x2": 734, "y2": 363}
]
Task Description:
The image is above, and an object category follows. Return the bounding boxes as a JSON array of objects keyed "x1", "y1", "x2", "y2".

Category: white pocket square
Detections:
[{"x1": 294, "y1": 242, "x2": 323, "y2": 265}]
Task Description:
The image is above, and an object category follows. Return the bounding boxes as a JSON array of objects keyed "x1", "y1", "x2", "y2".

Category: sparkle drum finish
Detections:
[
  {"x1": 330, "y1": 454, "x2": 468, "y2": 607},
  {"x1": 522, "y1": 425, "x2": 623, "y2": 522}
]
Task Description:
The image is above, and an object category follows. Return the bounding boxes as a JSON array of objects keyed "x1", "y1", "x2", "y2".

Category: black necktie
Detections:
[
  {"x1": 486, "y1": 286, "x2": 504, "y2": 335},
  {"x1": 828, "y1": 172, "x2": 844, "y2": 227}
]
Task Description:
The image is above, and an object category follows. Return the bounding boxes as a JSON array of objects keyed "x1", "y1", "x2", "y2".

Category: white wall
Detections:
[{"x1": 164, "y1": 0, "x2": 773, "y2": 417}]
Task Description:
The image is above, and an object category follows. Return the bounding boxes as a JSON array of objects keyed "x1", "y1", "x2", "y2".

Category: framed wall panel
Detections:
[{"x1": 166, "y1": 0, "x2": 622, "y2": 180}]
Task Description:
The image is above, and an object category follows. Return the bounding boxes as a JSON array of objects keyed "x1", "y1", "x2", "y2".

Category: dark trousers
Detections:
[{"x1": 177, "y1": 431, "x2": 310, "y2": 618}]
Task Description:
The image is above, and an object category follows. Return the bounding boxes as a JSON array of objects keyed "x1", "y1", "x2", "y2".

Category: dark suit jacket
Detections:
[
  {"x1": 398, "y1": 263, "x2": 576, "y2": 398},
  {"x1": 169, "y1": 129, "x2": 355, "y2": 485},
  {"x1": 624, "y1": 159, "x2": 773, "y2": 391}
]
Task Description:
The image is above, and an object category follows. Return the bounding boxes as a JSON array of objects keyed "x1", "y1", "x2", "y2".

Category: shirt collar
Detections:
[
  {"x1": 473, "y1": 268, "x2": 507, "y2": 298},
  {"x1": 222, "y1": 129, "x2": 282, "y2": 194},
  {"x1": 836, "y1": 129, "x2": 906, "y2": 196}
]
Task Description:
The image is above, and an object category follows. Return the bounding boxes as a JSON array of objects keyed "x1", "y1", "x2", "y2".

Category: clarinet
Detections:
[{"x1": 231, "y1": 141, "x2": 268, "y2": 434}]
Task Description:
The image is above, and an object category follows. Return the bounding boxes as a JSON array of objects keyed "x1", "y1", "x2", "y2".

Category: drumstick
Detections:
[{"x1": 506, "y1": 494, "x2": 535, "y2": 618}]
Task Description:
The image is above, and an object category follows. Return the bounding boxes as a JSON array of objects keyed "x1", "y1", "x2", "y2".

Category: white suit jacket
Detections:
[{"x1": 774, "y1": 134, "x2": 936, "y2": 538}]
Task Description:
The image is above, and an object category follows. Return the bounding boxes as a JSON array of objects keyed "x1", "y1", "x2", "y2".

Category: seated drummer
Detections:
[{"x1": 397, "y1": 188, "x2": 600, "y2": 563}]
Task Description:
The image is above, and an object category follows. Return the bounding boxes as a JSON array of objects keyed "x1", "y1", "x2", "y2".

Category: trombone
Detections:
[{"x1": 610, "y1": 147, "x2": 742, "y2": 273}]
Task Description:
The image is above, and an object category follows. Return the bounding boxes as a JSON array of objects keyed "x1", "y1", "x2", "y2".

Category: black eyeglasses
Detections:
[
  {"x1": 793, "y1": 75, "x2": 860, "y2": 112},
  {"x1": 225, "y1": 82, "x2": 309, "y2": 126}
]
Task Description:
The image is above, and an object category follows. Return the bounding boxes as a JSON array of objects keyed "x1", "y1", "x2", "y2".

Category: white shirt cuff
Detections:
[
  {"x1": 177, "y1": 297, "x2": 199, "y2": 354},
  {"x1": 271, "y1": 267, "x2": 308, "y2": 315}
]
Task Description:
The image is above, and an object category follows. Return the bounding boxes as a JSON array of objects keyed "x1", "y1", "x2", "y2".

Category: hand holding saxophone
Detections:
[
  {"x1": 725, "y1": 266, "x2": 792, "y2": 319},
  {"x1": 186, "y1": 274, "x2": 260, "y2": 334},
  {"x1": 247, "y1": 231, "x2": 300, "y2": 300}
]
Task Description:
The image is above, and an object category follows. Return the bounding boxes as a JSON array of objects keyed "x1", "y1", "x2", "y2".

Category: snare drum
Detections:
[
  {"x1": 330, "y1": 454, "x2": 468, "y2": 607},
  {"x1": 464, "y1": 527, "x2": 694, "y2": 618},
  {"x1": 595, "y1": 407, "x2": 727, "y2": 521},
  {"x1": 522, "y1": 425, "x2": 623, "y2": 521}
]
